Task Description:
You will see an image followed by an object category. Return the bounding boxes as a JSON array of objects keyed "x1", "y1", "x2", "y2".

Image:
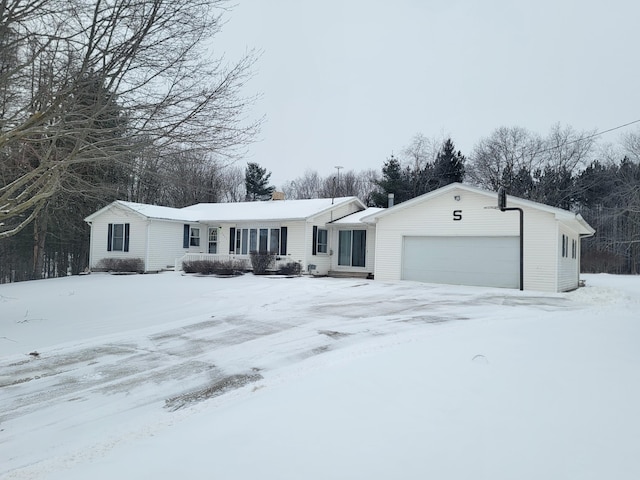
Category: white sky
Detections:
[{"x1": 215, "y1": 0, "x2": 640, "y2": 187}]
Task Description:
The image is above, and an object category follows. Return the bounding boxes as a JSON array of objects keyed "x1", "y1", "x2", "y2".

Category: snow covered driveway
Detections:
[{"x1": 1, "y1": 273, "x2": 639, "y2": 479}]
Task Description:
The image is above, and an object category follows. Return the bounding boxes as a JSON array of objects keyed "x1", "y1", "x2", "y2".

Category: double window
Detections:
[{"x1": 107, "y1": 223, "x2": 130, "y2": 252}]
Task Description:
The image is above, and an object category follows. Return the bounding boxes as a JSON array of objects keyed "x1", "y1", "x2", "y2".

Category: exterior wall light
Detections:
[{"x1": 454, "y1": 195, "x2": 461, "y2": 201}]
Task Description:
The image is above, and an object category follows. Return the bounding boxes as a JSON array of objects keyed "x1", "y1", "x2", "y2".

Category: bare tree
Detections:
[
  {"x1": 467, "y1": 126, "x2": 544, "y2": 192},
  {"x1": 0, "y1": 0, "x2": 259, "y2": 239},
  {"x1": 218, "y1": 165, "x2": 246, "y2": 203}
]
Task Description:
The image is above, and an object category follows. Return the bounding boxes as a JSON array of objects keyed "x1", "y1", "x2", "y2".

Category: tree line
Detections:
[{"x1": 255, "y1": 126, "x2": 640, "y2": 276}]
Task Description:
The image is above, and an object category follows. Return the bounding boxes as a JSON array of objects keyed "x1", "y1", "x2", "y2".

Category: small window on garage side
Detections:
[{"x1": 190, "y1": 227, "x2": 200, "y2": 247}]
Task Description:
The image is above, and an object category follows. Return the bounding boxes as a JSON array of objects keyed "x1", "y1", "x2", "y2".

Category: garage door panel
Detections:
[{"x1": 402, "y1": 236, "x2": 519, "y2": 288}]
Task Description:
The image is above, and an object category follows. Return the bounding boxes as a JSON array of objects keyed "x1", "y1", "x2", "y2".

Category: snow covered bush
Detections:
[
  {"x1": 277, "y1": 262, "x2": 301, "y2": 276},
  {"x1": 182, "y1": 259, "x2": 246, "y2": 275},
  {"x1": 96, "y1": 258, "x2": 144, "y2": 273},
  {"x1": 249, "y1": 251, "x2": 275, "y2": 275}
]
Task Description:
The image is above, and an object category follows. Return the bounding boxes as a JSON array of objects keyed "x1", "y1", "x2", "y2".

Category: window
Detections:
[
  {"x1": 107, "y1": 223, "x2": 129, "y2": 252},
  {"x1": 190, "y1": 227, "x2": 200, "y2": 247},
  {"x1": 561, "y1": 234, "x2": 566, "y2": 258},
  {"x1": 242, "y1": 228, "x2": 249, "y2": 254},
  {"x1": 259, "y1": 228, "x2": 268, "y2": 252},
  {"x1": 572, "y1": 239, "x2": 577, "y2": 259},
  {"x1": 338, "y1": 230, "x2": 366, "y2": 267},
  {"x1": 316, "y1": 228, "x2": 328, "y2": 254},
  {"x1": 236, "y1": 227, "x2": 286, "y2": 255},
  {"x1": 208, "y1": 228, "x2": 218, "y2": 254},
  {"x1": 249, "y1": 229, "x2": 257, "y2": 252},
  {"x1": 270, "y1": 229, "x2": 280, "y2": 254}
]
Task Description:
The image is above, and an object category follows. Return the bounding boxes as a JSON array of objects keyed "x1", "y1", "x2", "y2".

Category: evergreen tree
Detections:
[
  {"x1": 244, "y1": 162, "x2": 275, "y2": 201},
  {"x1": 371, "y1": 155, "x2": 412, "y2": 207},
  {"x1": 431, "y1": 138, "x2": 465, "y2": 189}
]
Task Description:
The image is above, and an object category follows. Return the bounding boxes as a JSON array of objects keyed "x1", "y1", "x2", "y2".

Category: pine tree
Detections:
[
  {"x1": 432, "y1": 138, "x2": 465, "y2": 189},
  {"x1": 371, "y1": 155, "x2": 412, "y2": 207},
  {"x1": 244, "y1": 162, "x2": 275, "y2": 201}
]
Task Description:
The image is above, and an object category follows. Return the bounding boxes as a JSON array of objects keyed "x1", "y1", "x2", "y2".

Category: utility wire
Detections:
[{"x1": 532, "y1": 118, "x2": 640, "y2": 156}]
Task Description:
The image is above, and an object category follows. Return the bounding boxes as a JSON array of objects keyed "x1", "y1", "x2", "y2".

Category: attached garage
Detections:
[
  {"x1": 363, "y1": 183, "x2": 595, "y2": 293},
  {"x1": 402, "y1": 236, "x2": 519, "y2": 288}
]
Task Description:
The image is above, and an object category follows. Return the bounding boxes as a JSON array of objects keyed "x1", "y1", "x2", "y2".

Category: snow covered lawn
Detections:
[{"x1": 1, "y1": 272, "x2": 639, "y2": 479}]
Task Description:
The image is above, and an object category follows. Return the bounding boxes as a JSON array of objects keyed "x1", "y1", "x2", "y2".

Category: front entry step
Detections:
[{"x1": 327, "y1": 271, "x2": 373, "y2": 279}]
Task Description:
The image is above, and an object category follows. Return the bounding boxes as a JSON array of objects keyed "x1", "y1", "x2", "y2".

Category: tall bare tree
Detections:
[{"x1": 0, "y1": 0, "x2": 259, "y2": 239}]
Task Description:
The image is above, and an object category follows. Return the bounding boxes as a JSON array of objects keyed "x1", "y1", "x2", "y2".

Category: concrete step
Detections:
[{"x1": 327, "y1": 271, "x2": 373, "y2": 279}]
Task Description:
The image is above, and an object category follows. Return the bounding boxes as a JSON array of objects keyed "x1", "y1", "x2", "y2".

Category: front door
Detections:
[{"x1": 338, "y1": 230, "x2": 366, "y2": 267}]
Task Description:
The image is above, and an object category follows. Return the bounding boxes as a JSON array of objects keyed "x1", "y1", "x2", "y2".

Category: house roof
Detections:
[
  {"x1": 361, "y1": 183, "x2": 596, "y2": 236},
  {"x1": 85, "y1": 197, "x2": 365, "y2": 223},
  {"x1": 330, "y1": 207, "x2": 385, "y2": 225}
]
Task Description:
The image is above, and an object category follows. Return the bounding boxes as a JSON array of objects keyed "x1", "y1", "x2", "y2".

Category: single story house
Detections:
[
  {"x1": 84, "y1": 183, "x2": 595, "y2": 292},
  {"x1": 360, "y1": 183, "x2": 595, "y2": 292},
  {"x1": 84, "y1": 196, "x2": 367, "y2": 275}
]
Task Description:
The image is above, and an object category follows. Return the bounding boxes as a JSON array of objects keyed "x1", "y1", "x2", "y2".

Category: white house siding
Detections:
[
  {"x1": 519, "y1": 208, "x2": 558, "y2": 292},
  {"x1": 373, "y1": 188, "x2": 565, "y2": 292},
  {"x1": 306, "y1": 200, "x2": 365, "y2": 275},
  {"x1": 87, "y1": 205, "x2": 148, "y2": 270},
  {"x1": 557, "y1": 224, "x2": 581, "y2": 292},
  {"x1": 280, "y1": 222, "x2": 307, "y2": 269},
  {"x1": 146, "y1": 220, "x2": 189, "y2": 272}
]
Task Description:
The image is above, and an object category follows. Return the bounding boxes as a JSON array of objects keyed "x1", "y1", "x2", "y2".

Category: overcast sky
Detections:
[{"x1": 216, "y1": 0, "x2": 640, "y2": 187}]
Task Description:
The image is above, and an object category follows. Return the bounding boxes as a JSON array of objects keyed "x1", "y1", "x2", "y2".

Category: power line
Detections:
[{"x1": 533, "y1": 118, "x2": 640, "y2": 157}]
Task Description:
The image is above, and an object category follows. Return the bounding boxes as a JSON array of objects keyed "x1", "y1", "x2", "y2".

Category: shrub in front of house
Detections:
[
  {"x1": 182, "y1": 259, "x2": 247, "y2": 275},
  {"x1": 277, "y1": 261, "x2": 302, "y2": 276},
  {"x1": 213, "y1": 259, "x2": 247, "y2": 276},
  {"x1": 182, "y1": 260, "x2": 215, "y2": 274},
  {"x1": 249, "y1": 251, "x2": 275, "y2": 275},
  {"x1": 96, "y1": 258, "x2": 144, "y2": 273}
]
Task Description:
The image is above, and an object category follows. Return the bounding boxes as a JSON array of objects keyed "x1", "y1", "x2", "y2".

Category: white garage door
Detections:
[{"x1": 402, "y1": 236, "x2": 520, "y2": 288}]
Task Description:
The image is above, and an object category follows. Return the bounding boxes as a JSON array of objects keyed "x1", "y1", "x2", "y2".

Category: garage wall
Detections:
[
  {"x1": 373, "y1": 187, "x2": 561, "y2": 292},
  {"x1": 557, "y1": 224, "x2": 581, "y2": 292}
]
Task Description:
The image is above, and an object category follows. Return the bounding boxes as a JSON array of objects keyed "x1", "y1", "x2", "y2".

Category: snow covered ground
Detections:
[{"x1": 1, "y1": 272, "x2": 639, "y2": 479}]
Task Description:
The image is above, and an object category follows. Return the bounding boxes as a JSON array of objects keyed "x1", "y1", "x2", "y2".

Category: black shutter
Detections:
[
  {"x1": 280, "y1": 227, "x2": 288, "y2": 255},
  {"x1": 124, "y1": 223, "x2": 130, "y2": 252},
  {"x1": 229, "y1": 227, "x2": 236, "y2": 254},
  {"x1": 107, "y1": 223, "x2": 113, "y2": 251},
  {"x1": 183, "y1": 224, "x2": 190, "y2": 248},
  {"x1": 312, "y1": 226, "x2": 317, "y2": 255}
]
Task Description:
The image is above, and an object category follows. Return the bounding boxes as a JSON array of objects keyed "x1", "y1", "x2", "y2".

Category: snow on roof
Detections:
[
  {"x1": 113, "y1": 197, "x2": 362, "y2": 223},
  {"x1": 115, "y1": 202, "x2": 199, "y2": 222},
  {"x1": 331, "y1": 207, "x2": 385, "y2": 225}
]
